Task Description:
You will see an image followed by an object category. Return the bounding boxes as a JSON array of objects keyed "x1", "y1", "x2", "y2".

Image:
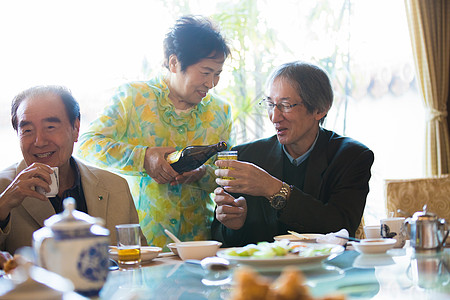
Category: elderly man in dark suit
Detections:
[{"x1": 212, "y1": 61, "x2": 374, "y2": 247}]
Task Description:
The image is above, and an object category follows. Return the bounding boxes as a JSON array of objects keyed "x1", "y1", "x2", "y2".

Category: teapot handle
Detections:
[
  {"x1": 438, "y1": 218, "x2": 449, "y2": 249},
  {"x1": 33, "y1": 227, "x2": 55, "y2": 269}
]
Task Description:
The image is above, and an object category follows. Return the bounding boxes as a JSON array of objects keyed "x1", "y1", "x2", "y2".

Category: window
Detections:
[{"x1": 0, "y1": 0, "x2": 422, "y2": 224}]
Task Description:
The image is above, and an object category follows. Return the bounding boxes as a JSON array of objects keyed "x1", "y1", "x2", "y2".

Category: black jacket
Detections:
[{"x1": 211, "y1": 128, "x2": 374, "y2": 247}]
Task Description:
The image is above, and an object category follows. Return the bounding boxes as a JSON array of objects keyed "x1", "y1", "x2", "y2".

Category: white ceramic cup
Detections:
[
  {"x1": 380, "y1": 217, "x2": 406, "y2": 248},
  {"x1": 36, "y1": 167, "x2": 59, "y2": 197},
  {"x1": 364, "y1": 225, "x2": 381, "y2": 239}
]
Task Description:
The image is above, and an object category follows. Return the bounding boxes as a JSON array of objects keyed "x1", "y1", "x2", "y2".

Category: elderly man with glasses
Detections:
[{"x1": 212, "y1": 61, "x2": 374, "y2": 247}]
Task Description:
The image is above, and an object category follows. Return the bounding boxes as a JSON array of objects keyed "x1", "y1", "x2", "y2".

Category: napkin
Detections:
[{"x1": 316, "y1": 229, "x2": 349, "y2": 246}]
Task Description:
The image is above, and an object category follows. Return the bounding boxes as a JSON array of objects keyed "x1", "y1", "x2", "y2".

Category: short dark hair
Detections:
[
  {"x1": 266, "y1": 61, "x2": 333, "y2": 125},
  {"x1": 11, "y1": 85, "x2": 80, "y2": 131},
  {"x1": 163, "y1": 15, "x2": 231, "y2": 71}
]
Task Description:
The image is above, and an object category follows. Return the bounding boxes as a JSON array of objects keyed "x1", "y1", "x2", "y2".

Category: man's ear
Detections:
[
  {"x1": 314, "y1": 110, "x2": 328, "y2": 121},
  {"x1": 73, "y1": 119, "x2": 80, "y2": 142},
  {"x1": 168, "y1": 55, "x2": 179, "y2": 73}
]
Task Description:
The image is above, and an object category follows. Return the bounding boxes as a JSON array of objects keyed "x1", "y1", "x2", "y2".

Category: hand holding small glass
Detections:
[
  {"x1": 214, "y1": 160, "x2": 283, "y2": 198},
  {"x1": 214, "y1": 160, "x2": 286, "y2": 231}
]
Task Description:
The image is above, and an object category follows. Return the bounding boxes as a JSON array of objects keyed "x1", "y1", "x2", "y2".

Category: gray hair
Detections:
[
  {"x1": 266, "y1": 61, "x2": 333, "y2": 125},
  {"x1": 11, "y1": 85, "x2": 80, "y2": 131}
]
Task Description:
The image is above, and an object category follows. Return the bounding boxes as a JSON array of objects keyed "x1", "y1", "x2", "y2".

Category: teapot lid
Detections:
[
  {"x1": 43, "y1": 197, "x2": 103, "y2": 231},
  {"x1": 411, "y1": 204, "x2": 437, "y2": 221}
]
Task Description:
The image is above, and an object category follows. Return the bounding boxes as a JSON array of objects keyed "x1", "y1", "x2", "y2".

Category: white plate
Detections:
[
  {"x1": 109, "y1": 246, "x2": 162, "y2": 263},
  {"x1": 216, "y1": 243, "x2": 344, "y2": 266},
  {"x1": 273, "y1": 233, "x2": 325, "y2": 243},
  {"x1": 351, "y1": 238, "x2": 396, "y2": 254}
]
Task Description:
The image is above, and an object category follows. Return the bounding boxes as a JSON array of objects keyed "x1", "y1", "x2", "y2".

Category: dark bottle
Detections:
[{"x1": 166, "y1": 141, "x2": 228, "y2": 173}]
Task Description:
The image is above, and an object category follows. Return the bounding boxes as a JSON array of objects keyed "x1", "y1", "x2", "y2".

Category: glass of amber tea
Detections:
[
  {"x1": 217, "y1": 150, "x2": 238, "y2": 180},
  {"x1": 115, "y1": 224, "x2": 141, "y2": 268}
]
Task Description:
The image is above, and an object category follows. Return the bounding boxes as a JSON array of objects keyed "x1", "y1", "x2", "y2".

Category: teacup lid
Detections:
[{"x1": 44, "y1": 197, "x2": 101, "y2": 231}]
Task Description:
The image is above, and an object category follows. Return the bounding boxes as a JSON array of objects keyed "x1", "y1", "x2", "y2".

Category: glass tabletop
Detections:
[{"x1": 99, "y1": 248, "x2": 450, "y2": 300}]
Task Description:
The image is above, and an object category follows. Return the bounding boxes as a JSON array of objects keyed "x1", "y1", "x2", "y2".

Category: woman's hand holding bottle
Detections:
[
  {"x1": 144, "y1": 147, "x2": 179, "y2": 184},
  {"x1": 145, "y1": 141, "x2": 227, "y2": 184}
]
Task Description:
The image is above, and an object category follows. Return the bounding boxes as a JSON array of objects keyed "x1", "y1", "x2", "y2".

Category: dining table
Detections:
[{"x1": 97, "y1": 244, "x2": 450, "y2": 300}]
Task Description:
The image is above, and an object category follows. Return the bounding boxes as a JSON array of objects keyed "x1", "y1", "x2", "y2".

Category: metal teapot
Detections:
[
  {"x1": 33, "y1": 197, "x2": 110, "y2": 296},
  {"x1": 404, "y1": 205, "x2": 449, "y2": 252}
]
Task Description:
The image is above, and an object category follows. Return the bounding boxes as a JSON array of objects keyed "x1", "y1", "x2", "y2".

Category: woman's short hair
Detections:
[
  {"x1": 11, "y1": 85, "x2": 80, "y2": 130},
  {"x1": 266, "y1": 61, "x2": 333, "y2": 125},
  {"x1": 163, "y1": 15, "x2": 231, "y2": 71}
]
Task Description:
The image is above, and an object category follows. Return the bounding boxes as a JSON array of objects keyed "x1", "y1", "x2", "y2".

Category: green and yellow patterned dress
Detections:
[{"x1": 76, "y1": 75, "x2": 234, "y2": 249}]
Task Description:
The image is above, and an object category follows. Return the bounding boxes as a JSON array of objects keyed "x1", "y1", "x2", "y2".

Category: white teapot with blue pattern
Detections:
[{"x1": 33, "y1": 197, "x2": 110, "y2": 297}]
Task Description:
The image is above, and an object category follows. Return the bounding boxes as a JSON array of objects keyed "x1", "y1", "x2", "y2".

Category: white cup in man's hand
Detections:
[{"x1": 36, "y1": 167, "x2": 59, "y2": 197}]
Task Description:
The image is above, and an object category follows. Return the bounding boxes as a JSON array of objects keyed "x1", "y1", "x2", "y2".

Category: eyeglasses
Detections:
[{"x1": 258, "y1": 99, "x2": 301, "y2": 113}]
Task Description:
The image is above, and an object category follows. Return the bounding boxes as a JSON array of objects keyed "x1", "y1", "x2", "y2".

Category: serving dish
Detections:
[
  {"x1": 216, "y1": 243, "x2": 343, "y2": 266},
  {"x1": 108, "y1": 246, "x2": 162, "y2": 263}
]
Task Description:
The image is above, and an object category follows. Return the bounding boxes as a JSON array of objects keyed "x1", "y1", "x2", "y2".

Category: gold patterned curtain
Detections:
[{"x1": 404, "y1": 0, "x2": 450, "y2": 175}]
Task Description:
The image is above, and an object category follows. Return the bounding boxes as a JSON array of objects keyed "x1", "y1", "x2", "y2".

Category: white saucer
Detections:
[
  {"x1": 351, "y1": 238, "x2": 396, "y2": 254},
  {"x1": 353, "y1": 253, "x2": 395, "y2": 268}
]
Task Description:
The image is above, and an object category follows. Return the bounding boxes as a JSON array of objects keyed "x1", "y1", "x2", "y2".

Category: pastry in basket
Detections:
[
  {"x1": 230, "y1": 266, "x2": 271, "y2": 300},
  {"x1": 268, "y1": 267, "x2": 312, "y2": 300},
  {"x1": 231, "y1": 266, "x2": 346, "y2": 300}
]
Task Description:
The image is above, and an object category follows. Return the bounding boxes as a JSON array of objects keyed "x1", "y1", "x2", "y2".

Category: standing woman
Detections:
[{"x1": 77, "y1": 15, "x2": 233, "y2": 248}]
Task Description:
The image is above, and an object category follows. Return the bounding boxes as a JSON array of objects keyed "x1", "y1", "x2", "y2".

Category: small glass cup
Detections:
[
  {"x1": 115, "y1": 224, "x2": 141, "y2": 268},
  {"x1": 217, "y1": 150, "x2": 238, "y2": 180}
]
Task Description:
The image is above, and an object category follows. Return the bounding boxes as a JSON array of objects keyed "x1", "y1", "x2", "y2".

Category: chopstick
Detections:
[
  {"x1": 334, "y1": 235, "x2": 361, "y2": 242},
  {"x1": 287, "y1": 230, "x2": 310, "y2": 240},
  {"x1": 288, "y1": 230, "x2": 362, "y2": 243}
]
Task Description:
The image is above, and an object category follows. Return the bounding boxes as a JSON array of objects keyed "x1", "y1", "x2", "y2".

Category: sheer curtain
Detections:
[{"x1": 404, "y1": 0, "x2": 450, "y2": 175}]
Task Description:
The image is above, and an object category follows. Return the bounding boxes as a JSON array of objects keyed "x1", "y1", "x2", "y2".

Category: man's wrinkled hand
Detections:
[
  {"x1": 214, "y1": 187, "x2": 247, "y2": 230},
  {"x1": 0, "y1": 163, "x2": 52, "y2": 221}
]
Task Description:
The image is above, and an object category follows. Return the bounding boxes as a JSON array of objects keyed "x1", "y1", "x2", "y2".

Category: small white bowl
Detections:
[
  {"x1": 352, "y1": 238, "x2": 396, "y2": 254},
  {"x1": 109, "y1": 246, "x2": 162, "y2": 263},
  {"x1": 167, "y1": 243, "x2": 179, "y2": 256},
  {"x1": 176, "y1": 241, "x2": 222, "y2": 261}
]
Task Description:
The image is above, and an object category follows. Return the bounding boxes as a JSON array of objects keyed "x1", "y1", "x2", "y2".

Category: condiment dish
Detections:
[{"x1": 351, "y1": 238, "x2": 396, "y2": 254}]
